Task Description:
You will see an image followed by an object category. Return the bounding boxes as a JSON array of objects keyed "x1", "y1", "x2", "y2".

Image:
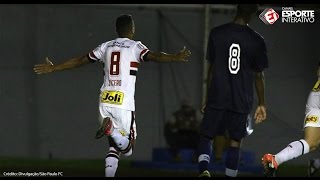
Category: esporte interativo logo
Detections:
[{"x1": 259, "y1": 7, "x2": 315, "y2": 25}]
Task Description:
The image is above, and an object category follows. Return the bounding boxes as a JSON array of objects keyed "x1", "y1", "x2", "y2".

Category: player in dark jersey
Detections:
[{"x1": 198, "y1": 4, "x2": 268, "y2": 177}]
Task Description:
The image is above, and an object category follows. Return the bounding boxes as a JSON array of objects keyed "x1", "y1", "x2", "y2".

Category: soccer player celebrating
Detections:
[
  {"x1": 262, "y1": 62, "x2": 320, "y2": 177},
  {"x1": 33, "y1": 14, "x2": 191, "y2": 177},
  {"x1": 198, "y1": 4, "x2": 268, "y2": 177}
]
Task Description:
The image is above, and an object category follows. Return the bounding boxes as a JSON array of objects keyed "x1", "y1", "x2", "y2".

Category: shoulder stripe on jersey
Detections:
[
  {"x1": 88, "y1": 51, "x2": 99, "y2": 61},
  {"x1": 130, "y1": 70, "x2": 137, "y2": 76},
  {"x1": 130, "y1": 62, "x2": 139, "y2": 68},
  {"x1": 139, "y1": 49, "x2": 149, "y2": 62}
]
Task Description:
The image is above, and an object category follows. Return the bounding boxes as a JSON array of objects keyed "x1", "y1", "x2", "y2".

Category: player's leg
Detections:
[
  {"x1": 95, "y1": 105, "x2": 115, "y2": 139},
  {"x1": 262, "y1": 137, "x2": 311, "y2": 177},
  {"x1": 224, "y1": 111, "x2": 248, "y2": 177},
  {"x1": 262, "y1": 110, "x2": 320, "y2": 177},
  {"x1": 111, "y1": 109, "x2": 136, "y2": 156},
  {"x1": 225, "y1": 139, "x2": 242, "y2": 177},
  {"x1": 213, "y1": 135, "x2": 229, "y2": 164},
  {"x1": 274, "y1": 125, "x2": 320, "y2": 166},
  {"x1": 97, "y1": 106, "x2": 136, "y2": 155},
  {"x1": 95, "y1": 117, "x2": 114, "y2": 139},
  {"x1": 274, "y1": 127, "x2": 319, "y2": 165},
  {"x1": 105, "y1": 138, "x2": 121, "y2": 177},
  {"x1": 305, "y1": 127, "x2": 320, "y2": 152},
  {"x1": 198, "y1": 134, "x2": 212, "y2": 177},
  {"x1": 306, "y1": 127, "x2": 320, "y2": 176},
  {"x1": 197, "y1": 108, "x2": 226, "y2": 177}
]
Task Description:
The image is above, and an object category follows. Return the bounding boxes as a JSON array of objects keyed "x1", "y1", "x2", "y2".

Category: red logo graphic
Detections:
[{"x1": 259, "y1": 8, "x2": 279, "y2": 25}]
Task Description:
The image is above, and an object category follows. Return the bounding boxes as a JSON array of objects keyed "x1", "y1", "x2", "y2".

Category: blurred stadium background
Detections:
[{"x1": 0, "y1": 4, "x2": 320, "y2": 177}]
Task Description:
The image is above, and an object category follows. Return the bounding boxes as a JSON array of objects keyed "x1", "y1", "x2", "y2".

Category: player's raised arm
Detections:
[
  {"x1": 145, "y1": 46, "x2": 191, "y2": 63},
  {"x1": 33, "y1": 55, "x2": 93, "y2": 74}
]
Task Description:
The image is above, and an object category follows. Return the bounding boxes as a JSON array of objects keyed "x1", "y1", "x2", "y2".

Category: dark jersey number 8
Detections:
[{"x1": 228, "y1": 43, "x2": 241, "y2": 74}]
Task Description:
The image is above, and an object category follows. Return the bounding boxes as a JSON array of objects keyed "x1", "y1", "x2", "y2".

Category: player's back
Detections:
[
  {"x1": 99, "y1": 38, "x2": 148, "y2": 111},
  {"x1": 207, "y1": 23, "x2": 267, "y2": 113}
]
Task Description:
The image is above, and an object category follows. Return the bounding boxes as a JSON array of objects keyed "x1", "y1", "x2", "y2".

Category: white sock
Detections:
[
  {"x1": 313, "y1": 158, "x2": 320, "y2": 169},
  {"x1": 105, "y1": 148, "x2": 120, "y2": 177},
  {"x1": 225, "y1": 168, "x2": 238, "y2": 177},
  {"x1": 111, "y1": 130, "x2": 129, "y2": 151},
  {"x1": 198, "y1": 154, "x2": 210, "y2": 163},
  {"x1": 275, "y1": 139, "x2": 310, "y2": 165}
]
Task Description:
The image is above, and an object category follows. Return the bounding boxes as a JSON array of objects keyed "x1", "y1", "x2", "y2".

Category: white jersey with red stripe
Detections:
[{"x1": 88, "y1": 38, "x2": 149, "y2": 111}]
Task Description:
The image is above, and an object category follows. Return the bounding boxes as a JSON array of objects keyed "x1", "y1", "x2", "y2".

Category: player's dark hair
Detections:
[
  {"x1": 236, "y1": 4, "x2": 259, "y2": 17},
  {"x1": 116, "y1": 14, "x2": 134, "y2": 37}
]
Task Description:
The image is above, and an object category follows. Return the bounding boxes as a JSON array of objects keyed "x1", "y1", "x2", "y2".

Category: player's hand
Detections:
[
  {"x1": 33, "y1": 57, "x2": 55, "y2": 74},
  {"x1": 175, "y1": 46, "x2": 191, "y2": 62},
  {"x1": 254, "y1": 105, "x2": 266, "y2": 124}
]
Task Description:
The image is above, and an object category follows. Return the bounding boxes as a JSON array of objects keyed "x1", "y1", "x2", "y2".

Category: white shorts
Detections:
[
  {"x1": 304, "y1": 108, "x2": 320, "y2": 128},
  {"x1": 99, "y1": 105, "x2": 137, "y2": 140}
]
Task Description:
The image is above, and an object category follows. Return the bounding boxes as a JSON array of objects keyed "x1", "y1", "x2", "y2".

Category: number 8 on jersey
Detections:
[{"x1": 229, "y1": 43, "x2": 241, "y2": 74}]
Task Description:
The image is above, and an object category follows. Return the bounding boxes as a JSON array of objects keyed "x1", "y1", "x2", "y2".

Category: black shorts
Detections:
[{"x1": 200, "y1": 107, "x2": 249, "y2": 141}]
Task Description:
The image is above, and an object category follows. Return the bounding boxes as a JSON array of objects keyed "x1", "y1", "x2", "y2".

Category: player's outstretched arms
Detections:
[
  {"x1": 145, "y1": 46, "x2": 191, "y2": 63},
  {"x1": 33, "y1": 55, "x2": 93, "y2": 74},
  {"x1": 254, "y1": 72, "x2": 267, "y2": 124}
]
